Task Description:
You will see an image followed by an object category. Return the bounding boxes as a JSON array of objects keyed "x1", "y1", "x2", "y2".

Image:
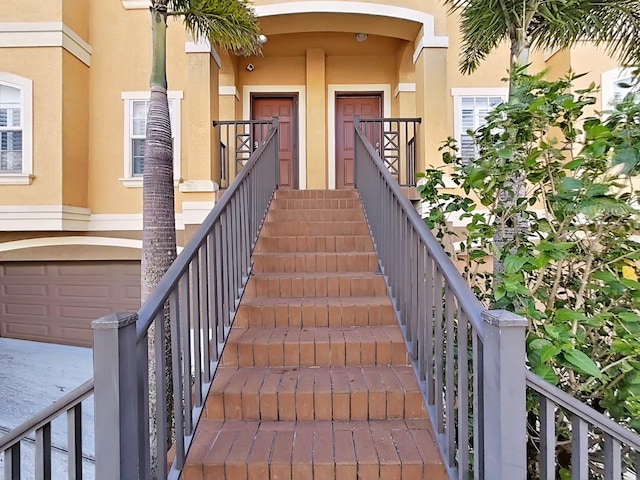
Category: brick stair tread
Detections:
[
  {"x1": 254, "y1": 234, "x2": 374, "y2": 253},
  {"x1": 245, "y1": 272, "x2": 388, "y2": 298},
  {"x1": 184, "y1": 418, "x2": 447, "y2": 480},
  {"x1": 252, "y1": 251, "x2": 378, "y2": 273},
  {"x1": 205, "y1": 365, "x2": 428, "y2": 421},
  {"x1": 275, "y1": 190, "x2": 359, "y2": 199},
  {"x1": 235, "y1": 296, "x2": 398, "y2": 328},
  {"x1": 222, "y1": 325, "x2": 410, "y2": 367}
]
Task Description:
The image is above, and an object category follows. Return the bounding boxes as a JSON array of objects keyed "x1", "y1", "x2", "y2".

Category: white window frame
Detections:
[
  {"x1": 0, "y1": 73, "x2": 33, "y2": 185},
  {"x1": 121, "y1": 91, "x2": 183, "y2": 188},
  {"x1": 601, "y1": 67, "x2": 638, "y2": 109},
  {"x1": 451, "y1": 87, "x2": 508, "y2": 164}
]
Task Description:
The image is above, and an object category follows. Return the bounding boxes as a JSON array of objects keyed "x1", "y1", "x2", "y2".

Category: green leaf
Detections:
[
  {"x1": 532, "y1": 364, "x2": 558, "y2": 384},
  {"x1": 563, "y1": 349, "x2": 602, "y2": 378},
  {"x1": 540, "y1": 345, "x2": 561, "y2": 363},
  {"x1": 503, "y1": 255, "x2": 531, "y2": 274},
  {"x1": 619, "y1": 312, "x2": 640, "y2": 323},
  {"x1": 554, "y1": 309, "x2": 588, "y2": 323},
  {"x1": 529, "y1": 338, "x2": 552, "y2": 350}
]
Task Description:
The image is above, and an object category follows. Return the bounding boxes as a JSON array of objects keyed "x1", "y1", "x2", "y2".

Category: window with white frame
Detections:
[
  {"x1": 602, "y1": 68, "x2": 639, "y2": 109},
  {"x1": 121, "y1": 91, "x2": 183, "y2": 187},
  {"x1": 0, "y1": 74, "x2": 33, "y2": 184},
  {"x1": 452, "y1": 88, "x2": 508, "y2": 163}
]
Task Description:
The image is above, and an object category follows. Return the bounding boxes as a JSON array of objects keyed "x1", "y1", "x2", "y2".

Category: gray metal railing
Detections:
[
  {"x1": 354, "y1": 116, "x2": 529, "y2": 479},
  {"x1": 357, "y1": 117, "x2": 420, "y2": 187},
  {"x1": 527, "y1": 372, "x2": 640, "y2": 479},
  {"x1": 214, "y1": 119, "x2": 275, "y2": 188},
  {"x1": 0, "y1": 380, "x2": 93, "y2": 479},
  {"x1": 0, "y1": 118, "x2": 279, "y2": 480},
  {"x1": 92, "y1": 117, "x2": 279, "y2": 480},
  {"x1": 354, "y1": 116, "x2": 640, "y2": 479}
]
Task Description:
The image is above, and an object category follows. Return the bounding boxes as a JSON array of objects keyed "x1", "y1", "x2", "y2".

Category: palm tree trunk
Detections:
[{"x1": 143, "y1": 2, "x2": 176, "y2": 478}]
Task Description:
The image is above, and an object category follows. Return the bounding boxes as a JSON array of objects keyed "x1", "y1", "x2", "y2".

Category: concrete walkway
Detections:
[{"x1": 0, "y1": 338, "x2": 94, "y2": 479}]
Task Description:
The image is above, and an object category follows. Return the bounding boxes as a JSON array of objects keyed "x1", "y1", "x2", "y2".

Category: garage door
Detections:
[{"x1": 0, "y1": 261, "x2": 141, "y2": 347}]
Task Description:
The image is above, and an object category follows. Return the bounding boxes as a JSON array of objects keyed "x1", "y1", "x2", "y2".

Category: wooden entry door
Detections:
[
  {"x1": 336, "y1": 95, "x2": 382, "y2": 189},
  {"x1": 252, "y1": 96, "x2": 297, "y2": 189}
]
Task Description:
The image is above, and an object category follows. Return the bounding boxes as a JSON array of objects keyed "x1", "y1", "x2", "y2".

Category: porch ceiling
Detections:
[
  {"x1": 258, "y1": 31, "x2": 408, "y2": 57},
  {"x1": 258, "y1": 13, "x2": 421, "y2": 42}
]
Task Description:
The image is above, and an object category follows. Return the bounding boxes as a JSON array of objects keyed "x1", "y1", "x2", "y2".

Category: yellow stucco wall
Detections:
[
  {"x1": 0, "y1": 48, "x2": 63, "y2": 204},
  {"x1": 62, "y1": 51, "x2": 89, "y2": 207}
]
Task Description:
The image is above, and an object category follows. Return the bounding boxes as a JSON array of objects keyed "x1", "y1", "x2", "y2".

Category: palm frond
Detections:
[
  {"x1": 531, "y1": 0, "x2": 640, "y2": 66},
  {"x1": 445, "y1": 0, "x2": 512, "y2": 73},
  {"x1": 169, "y1": 0, "x2": 261, "y2": 55}
]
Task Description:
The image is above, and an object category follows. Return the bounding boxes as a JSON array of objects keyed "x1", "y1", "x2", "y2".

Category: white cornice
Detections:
[
  {"x1": 185, "y1": 40, "x2": 222, "y2": 68},
  {"x1": 219, "y1": 85, "x2": 240, "y2": 100},
  {"x1": 0, "y1": 22, "x2": 92, "y2": 66},
  {"x1": 412, "y1": 34, "x2": 449, "y2": 64},
  {"x1": 0, "y1": 205, "x2": 91, "y2": 231},
  {"x1": 394, "y1": 82, "x2": 416, "y2": 97},
  {"x1": 122, "y1": 0, "x2": 150, "y2": 9}
]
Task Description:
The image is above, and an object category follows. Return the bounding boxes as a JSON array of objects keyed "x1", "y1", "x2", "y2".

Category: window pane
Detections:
[
  {"x1": 132, "y1": 139, "x2": 145, "y2": 175},
  {"x1": 0, "y1": 130, "x2": 22, "y2": 172},
  {"x1": 459, "y1": 95, "x2": 505, "y2": 161}
]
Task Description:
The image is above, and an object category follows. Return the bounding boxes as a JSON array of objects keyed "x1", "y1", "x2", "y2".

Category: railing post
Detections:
[
  {"x1": 272, "y1": 116, "x2": 279, "y2": 187},
  {"x1": 92, "y1": 312, "x2": 139, "y2": 480},
  {"x1": 481, "y1": 309, "x2": 528, "y2": 480},
  {"x1": 353, "y1": 115, "x2": 360, "y2": 187}
]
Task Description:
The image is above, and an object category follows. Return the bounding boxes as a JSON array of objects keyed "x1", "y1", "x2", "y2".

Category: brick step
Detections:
[
  {"x1": 221, "y1": 326, "x2": 410, "y2": 368},
  {"x1": 265, "y1": 208, "x2": 365, "y2": 223},
  {"x1": 235, "y1": 296, "x2": 398, "y2": 328},
  {"x1": 184, "y1": 418, "x2": 447, "y2": 480},
  {"x1": 252, "y1": 252, "x2": 378, "y2": 273},
  {"x1": 205, "y1": 365, "x2": 427, "y2": 421},
  {"x1": 244, "y1": 272, "x2": 388, "y2": 299},
  {"x1": 270, "y1": 197, "x2": 360, "y2": 210},
  {"x1": 254, "y1": 234, "x2": 374, "y2": 253},
  {"x1": 260, "y1": 220, "x2": 370, "y2": 237},
  {"x1": 275, "y1": 189, "x2": 359, "y2": 200}
]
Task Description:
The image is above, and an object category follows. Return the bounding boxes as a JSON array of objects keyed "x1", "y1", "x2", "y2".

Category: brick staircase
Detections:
[{"x1": 184, "y1": 190, "x2": 446, "y2": 480}]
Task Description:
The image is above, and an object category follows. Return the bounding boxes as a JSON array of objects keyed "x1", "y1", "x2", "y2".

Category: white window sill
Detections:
[
  {"x1": 119, "y1": 178, "x2": 181, "y2": 188},
  {"x1": 0, "y1": 174, "x2": 34, "y2": 185},
  {"x1": 121, "y1": 0, "x2": 149, "y2": 9}
]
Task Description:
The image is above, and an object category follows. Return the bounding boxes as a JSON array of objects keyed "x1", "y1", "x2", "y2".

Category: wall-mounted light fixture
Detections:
[
  {"x1": 258, "y1": 34, "x2": 268, "y2": 44},
  {"x1": 355, "y1": 33, "x2": 368, "y2": 42}
]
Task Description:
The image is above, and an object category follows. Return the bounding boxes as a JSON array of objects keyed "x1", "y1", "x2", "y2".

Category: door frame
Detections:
[
  {"x1": 328, "y1": 84, "x2": 392, "y2": 189},
  {"x1": 250, "y1": 93, "x2": 300, "y2": 189},
  {"x1": 243, "y1": 85, "x2": 307, "y2": 189}
]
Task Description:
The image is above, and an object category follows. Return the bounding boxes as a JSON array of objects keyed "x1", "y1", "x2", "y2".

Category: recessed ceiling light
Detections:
[{"x1": 355, "y1": 33, "x2": 368, "y2": 42}]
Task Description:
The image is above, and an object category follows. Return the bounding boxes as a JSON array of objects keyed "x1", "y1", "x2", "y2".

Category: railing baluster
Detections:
[
  {"x1": 200, "y1": 244, "x2": 211, "y2": 380},
  {"x1": 67, "y1": 403, "x2": 83, "y2": 480},
  {"x1": 472, "y1": 331, "x2": 483, "y2": 478},
  {"x1": 444, "y1": 287, "x2": 456, "y2": 467},
  {"x1": 539, "y1": 396, "x2": 555, "y2": 480},
  {"x1": 571, "y1": 416, "x2": 588, "y2": 480},
  {"x1": 434, "y1": 271, "x2": 444, "y2": 434},
  {"x1": 180, "y1": 273, "x2": 193, "y2": 438},
  {"x1": 604, "y1": 435, "x2": 621, "y2": 480},
  {"x1": 137, "y1": 332, "x2": 150, "y2": 479},
  {"x1": 191, "y1": 257, "x2": 203, "y2": 407},
  {"x1": 5, "y1": 442, "x2": 20, "y2": 480},
  {"x1": 457, "y1": 308, "x2": 469, "y2": 480},
  {"x1": 35, "y1": 422, "x2": 52, "y2": 480}
]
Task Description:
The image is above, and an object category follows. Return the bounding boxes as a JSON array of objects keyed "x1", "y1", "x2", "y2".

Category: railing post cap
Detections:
[
  {"x1": 91, "y1": 312, "x2": 138, "y2": 330},
  {"x1": 482, "y1": 309, "x2": 528, "y2": 327}
]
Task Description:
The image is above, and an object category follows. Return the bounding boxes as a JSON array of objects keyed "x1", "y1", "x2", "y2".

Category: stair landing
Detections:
[{"x1": 184, "y1": 189, "x2": 446, "y2": 480}]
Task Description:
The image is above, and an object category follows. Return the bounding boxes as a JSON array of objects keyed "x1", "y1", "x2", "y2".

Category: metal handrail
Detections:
[
  {"x1": 0, "y1": 379, "x2": 94, "y2": 452},
  {"x1": 354, "y1": 116, "x2": 529, "y2": 479}
]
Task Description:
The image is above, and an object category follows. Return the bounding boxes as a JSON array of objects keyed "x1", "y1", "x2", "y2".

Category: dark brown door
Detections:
[
  {"x1": 252, "y1": 96, "x2": 297, "y2": 189},
  {"x1": 336, "y1": 95, "x2": 382, "y2": 189}
]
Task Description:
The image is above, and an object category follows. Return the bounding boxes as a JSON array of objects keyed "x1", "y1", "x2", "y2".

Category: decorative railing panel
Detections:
[{"x1": 357, "y1": 117, "x2": 420, "y2": 187}]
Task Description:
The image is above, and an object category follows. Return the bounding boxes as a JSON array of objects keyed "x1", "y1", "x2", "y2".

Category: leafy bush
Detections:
[{"x1": 420, "y1": 70, "x2": 640, "y2": 429}]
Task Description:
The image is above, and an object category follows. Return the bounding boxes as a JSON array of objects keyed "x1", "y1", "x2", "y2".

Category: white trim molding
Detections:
[
  {"x1": 0, "y1": 205, "x2": 91, "y2": 231},
  {"x1": 0, "y1": 236, "x2": 185, "y2": 254},
  {"x1": 185, "y1": 40, "x2": 222, "y2": 68},
  {"x1": 120, "y1": 90, "x2": 184, "y2": 188},
  {"x1": 182, "y1": 201, "x2": 215, "y2": 225},
  {"x1": 88, "y1": 213, "x2": 185, "y2": 231},
  {"x1": 327, "y1": 84, "x2": 392, "y2": 189},
  {"x1": 122, "y1": 0, "x2": 150, "y2": 9},
  {"x1": 178, "y1": 180, "x2": 218, "y2": 193},
  {"x1": 219, "y1": 85, "x2": 240, "y2": 101},
  {"x1": 0, "y1": 22, "x2": 92, "y2": 66},
  {"x1": 243, "y1": 85, "x2": 307, "y2": 189},
  {"x1": 0, "y1": 72, "x2": 33, "y2": 184},
  {"x1": 394, "y1": 82, "x2": 416, "y2": 97}
]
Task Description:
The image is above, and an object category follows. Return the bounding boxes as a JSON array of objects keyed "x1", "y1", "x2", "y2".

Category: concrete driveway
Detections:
[{"x1": 0, "y1": 338, "x2": 94, "y2": 479}]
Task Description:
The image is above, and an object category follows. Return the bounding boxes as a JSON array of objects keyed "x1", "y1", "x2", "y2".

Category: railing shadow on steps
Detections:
[
  {"x1": 353, "y1": 116, "x2": 640, "y2": 480},
  {"x1": 0, "y1": 117, "x2": 280, "y2": 480}
]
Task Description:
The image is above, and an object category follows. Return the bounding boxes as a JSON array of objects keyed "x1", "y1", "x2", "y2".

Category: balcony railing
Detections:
[{"x1": 353, "y1": 115, "x2": 640, "y2": 479}]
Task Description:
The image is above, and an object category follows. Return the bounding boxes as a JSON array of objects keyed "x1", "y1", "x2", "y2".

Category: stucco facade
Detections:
[{"x1": 0, "y1": 0, "x2": 630, "y2": 344}]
